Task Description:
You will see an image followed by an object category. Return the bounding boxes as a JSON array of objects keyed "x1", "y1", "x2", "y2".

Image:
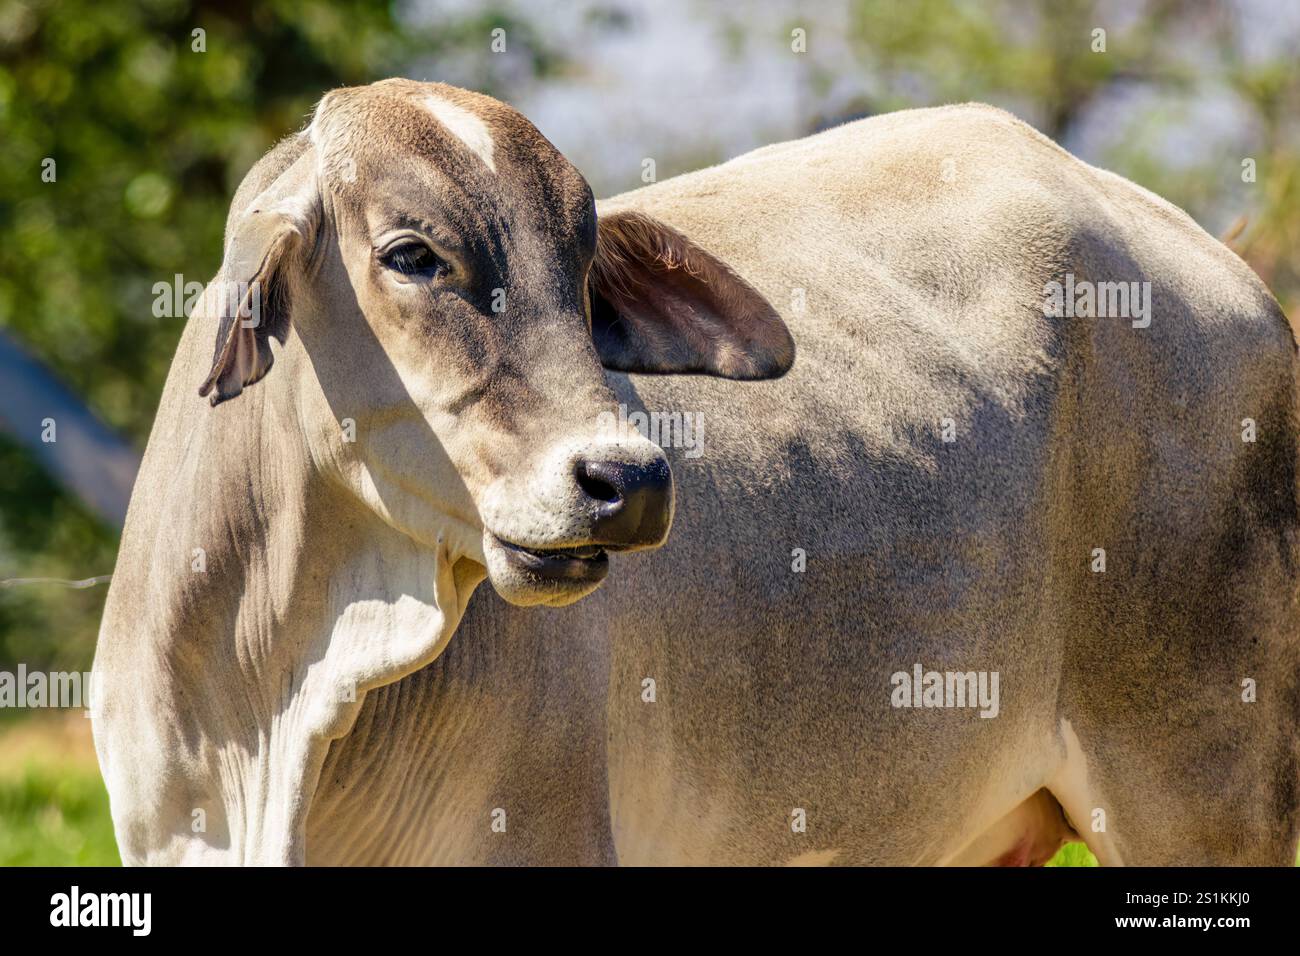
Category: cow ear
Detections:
[
  {"x1": 588, "y1": 209, "x2": 794, "y2": 379},
  {"x1": 198, "y1": 149, "x2": 320, "y2": 406}
]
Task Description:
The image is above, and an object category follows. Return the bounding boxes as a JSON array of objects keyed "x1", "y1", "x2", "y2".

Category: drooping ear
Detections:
[
  {"x1": 198, "y1": 147, "x2": 320, "y2": 406},
  {"x1": 588, "y1": 209, "x2": 794, "y2": 379}
]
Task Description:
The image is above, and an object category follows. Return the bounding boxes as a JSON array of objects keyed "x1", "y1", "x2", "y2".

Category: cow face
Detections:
[{"x1": 196, "y1": 79, "x2": 793, "y2": 608}]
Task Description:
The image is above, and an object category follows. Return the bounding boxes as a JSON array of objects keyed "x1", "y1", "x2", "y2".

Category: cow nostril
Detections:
[
  {"x1": 573, "y1": 455, "x2": 673, "y2": 549},
  {"x1": 575, "y1": 460, "x2": 623, "y2": 505}
]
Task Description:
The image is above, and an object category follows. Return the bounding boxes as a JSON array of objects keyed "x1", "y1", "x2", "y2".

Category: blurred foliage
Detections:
[
  {"x1": 0, "y1": 0, "x2": 559, "y2": 444},
  {"x1": 0, "y1": 764, "x2": 118, "y2": 865},
  {"x1": 0, "y1": 434, "x2": 117, "y2": 672},
  {"x1": 834, "y1": 0, "x2": 1300, "y2": 315},
  {"x1": 0, "y1": 712, "x2": 117, "y2": 864}
]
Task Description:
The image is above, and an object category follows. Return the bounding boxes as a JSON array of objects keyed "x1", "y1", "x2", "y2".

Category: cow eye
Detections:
[{"x1": 380, "y1": 242, "x2": 446, "y2": 278}]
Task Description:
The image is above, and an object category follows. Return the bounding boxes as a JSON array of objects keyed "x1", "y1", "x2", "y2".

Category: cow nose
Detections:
[{"x1": 575, "y1": 456, "x2": 673, "y2": 549}]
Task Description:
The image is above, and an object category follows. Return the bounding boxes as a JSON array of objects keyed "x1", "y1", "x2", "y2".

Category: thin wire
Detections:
[{"x1": 0, "y1": 575, "x2": 113, "y2": 589}]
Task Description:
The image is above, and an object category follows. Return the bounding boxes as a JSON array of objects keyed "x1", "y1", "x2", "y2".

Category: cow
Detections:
[{"x1": 93, "y1": 79, "x2": 1300, "y2": 866}]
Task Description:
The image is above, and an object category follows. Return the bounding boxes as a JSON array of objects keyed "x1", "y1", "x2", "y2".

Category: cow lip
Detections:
[
  {"x1": 499, "y1": 538, "x2": 608, "y2": 560},
  {"x1": 493, "y1": 536, "x2": 611, "y2": 581}
]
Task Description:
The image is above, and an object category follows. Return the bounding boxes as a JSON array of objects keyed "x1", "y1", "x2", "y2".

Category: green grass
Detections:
[
  {"x1": 0, "y1": 753, "x2": 1103, "y2": 867},
  {"x1": 1, "y1": 773, "x2": 1290, "y2": 867},
  {"x1": 0, "y1": 759, "x2": 1104, "y2": 868},
  {"x1": 0, "y1": 714, "x2": 1263, "y2": 869},
  {"x1": 1047, "y1": 842, "x2": 1099, "y2": 867},
  {"x1": 0, "y1": 764, "x2": 120, "y2": 866}
]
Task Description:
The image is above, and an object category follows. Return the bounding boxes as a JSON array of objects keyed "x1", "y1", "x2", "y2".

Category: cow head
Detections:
[{"x1": 195, "y1": 79, "x2": 793, "y2": 609}]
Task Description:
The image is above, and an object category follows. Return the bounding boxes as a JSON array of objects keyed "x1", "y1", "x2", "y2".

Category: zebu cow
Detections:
[{"x1": 94, "y1": 79, "x2": 1300, "y2": 866}]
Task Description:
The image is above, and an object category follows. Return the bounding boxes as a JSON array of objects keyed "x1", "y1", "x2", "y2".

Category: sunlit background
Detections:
[{"x1": 1, "y1": 0, "x2": 1297, "y2": 864}]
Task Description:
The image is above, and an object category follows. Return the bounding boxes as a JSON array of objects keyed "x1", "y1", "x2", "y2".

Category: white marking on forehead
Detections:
[{"x1": 424, "y1": 95, "x2": 496, "y2": 173}]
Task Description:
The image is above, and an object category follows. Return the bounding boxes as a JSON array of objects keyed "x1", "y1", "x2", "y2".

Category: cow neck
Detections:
[{"x1": 104, "y1": 359, "x2": 480, "y2": 864}]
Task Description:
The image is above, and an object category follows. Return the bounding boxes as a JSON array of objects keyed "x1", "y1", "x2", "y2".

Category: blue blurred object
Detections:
[{"x1": 0, "y1": 330, "x2": 139, "y2": 528}]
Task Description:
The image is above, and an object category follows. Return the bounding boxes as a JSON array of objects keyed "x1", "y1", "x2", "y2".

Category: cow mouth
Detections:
[{"x1": 494, "y1": 537, "x2": 611, "y2": 584}]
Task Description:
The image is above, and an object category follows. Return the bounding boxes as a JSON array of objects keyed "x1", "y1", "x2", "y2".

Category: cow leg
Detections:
[
  {"x1": 1045, "y1": 346, "x2": 1300, "y2": 866},
  {"x1": 1051, "y1": 535, "x2": 1300, "y2": 865},
  {"x1": 1044, "y1": 704, "x2": 1300, "y2": 867}
]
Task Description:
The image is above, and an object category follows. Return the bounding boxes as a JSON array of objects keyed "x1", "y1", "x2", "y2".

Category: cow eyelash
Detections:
[{"x1": 379, "y1": 242, "x2": 447, "y2": 279}]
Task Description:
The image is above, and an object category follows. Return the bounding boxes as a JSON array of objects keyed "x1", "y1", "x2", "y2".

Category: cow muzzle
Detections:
[{"x1": 479, "y1": 439, "x2": 674, "y2": 607}]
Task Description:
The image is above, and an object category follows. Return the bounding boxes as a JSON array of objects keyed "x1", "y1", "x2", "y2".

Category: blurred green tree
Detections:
[{"x1": 835, "y1": 0, "x2": 1300, "y2": 315}]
